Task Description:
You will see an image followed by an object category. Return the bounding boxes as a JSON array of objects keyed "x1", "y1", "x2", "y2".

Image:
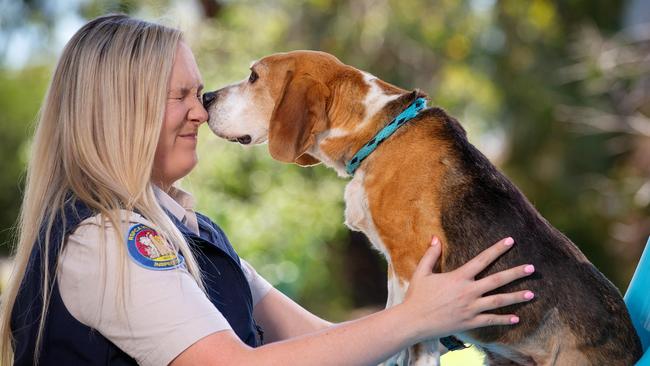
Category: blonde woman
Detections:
[{"x1": 0, "y1": 14, "x2": 536, "y2": 365}]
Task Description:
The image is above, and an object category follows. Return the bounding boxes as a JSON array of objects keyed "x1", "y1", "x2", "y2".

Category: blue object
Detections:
[
  {"x1": 637, "y1": 351, "x2": 650, "y2": 366},
  {"x1": 345, "y1": 97, "x2": 427, "y2": 175},
  {"x1": 625, "y1": 236, "x2": 650, "y2": 365}
]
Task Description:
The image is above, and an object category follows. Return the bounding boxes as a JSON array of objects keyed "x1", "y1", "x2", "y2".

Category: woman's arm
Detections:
[
  {"x1": 171, "y1": 237, "x2": 534, "y2": 366},
  {"x1": 253, "y1": 288, "x2": 333, "y2": 343}
]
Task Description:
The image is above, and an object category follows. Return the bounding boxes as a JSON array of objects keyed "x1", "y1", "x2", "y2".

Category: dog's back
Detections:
[
  {"x1": 360, "y1": 106, "x2": 642, "y2": 365},
  {"x1": 434, "y1": 109, "x2": 642, "y2": 364}
]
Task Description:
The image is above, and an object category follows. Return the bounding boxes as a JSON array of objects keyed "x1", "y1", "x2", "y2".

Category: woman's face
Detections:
[{"x1": 152, "y1": 41, "x2": 208, "y2": 190}]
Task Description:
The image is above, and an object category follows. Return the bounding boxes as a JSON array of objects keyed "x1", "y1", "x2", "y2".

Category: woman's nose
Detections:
[
  {"x1": 190, "y1": 97, "x2": 209, "y2": 124},
  {"x1": 203, "y1": 91, "x2": 217, "y2": 108}
]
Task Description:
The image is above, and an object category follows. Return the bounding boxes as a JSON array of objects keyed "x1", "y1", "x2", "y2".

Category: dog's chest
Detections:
[{"x1": 343, "y1": 171, "x2": 391, "y2": 260}]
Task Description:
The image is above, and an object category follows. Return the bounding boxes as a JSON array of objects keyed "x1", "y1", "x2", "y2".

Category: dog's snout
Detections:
[{"x1": 203, "y1": 91, "x2": 217, "y2": 108}]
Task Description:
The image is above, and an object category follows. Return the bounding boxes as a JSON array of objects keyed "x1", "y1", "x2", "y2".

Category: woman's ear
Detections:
[{"x1": 268, "y1": 72, "x2": 329, "y2": 164}]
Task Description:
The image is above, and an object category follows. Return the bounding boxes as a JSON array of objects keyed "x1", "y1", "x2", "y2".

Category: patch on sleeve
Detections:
[{"x1": 126, "y1": 223, "x2": 184, "y2": 270}]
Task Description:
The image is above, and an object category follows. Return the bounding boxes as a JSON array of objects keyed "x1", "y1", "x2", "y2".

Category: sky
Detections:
[{"x1": 0, "y1": 0, "x2": 203, "y2": 70}]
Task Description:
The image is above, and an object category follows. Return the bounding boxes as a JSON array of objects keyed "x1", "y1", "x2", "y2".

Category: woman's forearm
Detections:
[
  {"x1": 243, "y1": 303, "x2": 419, "y2": 366},
  {"x1": 253, "y1": 288, "x2": 334, "y2": 342}
]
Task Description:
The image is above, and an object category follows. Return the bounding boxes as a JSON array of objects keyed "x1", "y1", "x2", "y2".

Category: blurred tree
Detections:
[{"x1": 555, "y1": 23, "x2": 650, "y2": 282}]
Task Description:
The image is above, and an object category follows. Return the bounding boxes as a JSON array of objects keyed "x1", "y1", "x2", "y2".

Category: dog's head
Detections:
[{"x1": 203, "y1": 50, "x2": 410, "y2": 167}]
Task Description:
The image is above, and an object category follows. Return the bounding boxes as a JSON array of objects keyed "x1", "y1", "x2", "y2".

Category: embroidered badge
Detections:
[{"x1": 126, "y1": 224, "x2": 184, "y2": 270}]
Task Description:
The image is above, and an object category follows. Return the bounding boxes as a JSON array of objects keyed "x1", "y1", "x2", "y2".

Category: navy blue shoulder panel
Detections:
[
  {"x1": 12, "y1": 197, "x2": 137, "y2": 366},
  {"x1": 166, "y1": 210, "x2": 261, "y2": 346},
  {"x1": 196, "y1": 212, "x2": 242, "y2": 264}
]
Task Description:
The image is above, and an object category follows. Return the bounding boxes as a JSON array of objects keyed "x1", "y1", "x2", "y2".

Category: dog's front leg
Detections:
[
  {"x1": 379, "y1": 266, "x2": 409, "y2": 365},
  {"x1": 407, "y1": 340, "x2": 441, "y2": 366},
  {"x1": 379, "y1": 268, "x2": 440, "y2": 366}
]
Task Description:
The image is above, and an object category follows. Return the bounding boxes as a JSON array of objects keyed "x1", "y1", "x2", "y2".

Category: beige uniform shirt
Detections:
[{"x1": 57, "y1": 187, "x2": 272, "y2": 366}]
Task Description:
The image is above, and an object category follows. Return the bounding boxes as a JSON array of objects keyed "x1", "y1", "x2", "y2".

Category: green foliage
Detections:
[{"x1": 0, "y1": 67, "x2": 50, "y2": 252}]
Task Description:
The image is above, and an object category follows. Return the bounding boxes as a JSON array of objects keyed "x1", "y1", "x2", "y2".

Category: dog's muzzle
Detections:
[{"x1": 202, "y1": 90, "x2": 252, "y2": 145}]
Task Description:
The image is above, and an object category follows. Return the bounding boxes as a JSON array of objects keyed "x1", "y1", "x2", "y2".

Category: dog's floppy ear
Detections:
[
  {"x1": 294, "y1": 153, "x2": 320, "y2": 166},
  {"x1": 269, "y1": 71, "x2": 329, "y2": 165}
]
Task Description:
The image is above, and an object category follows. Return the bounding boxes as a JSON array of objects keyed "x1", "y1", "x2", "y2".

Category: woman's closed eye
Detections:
[
  {"x1": 167, "y1": 94, "x2": 201, "y2": 102},
  {"x1": 168, "y1": 87, "x2": 202, "y2": 102},
  {"x1": 168, "y1": 92, "x2": 185, "y2": 101}
]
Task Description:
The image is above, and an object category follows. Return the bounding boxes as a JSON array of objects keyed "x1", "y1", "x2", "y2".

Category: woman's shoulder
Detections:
[
  {"x1": 76, "y1": 209, "x2": 153, "y2": 230},
  {"x1": 66, "y1": 209, "x2": 166, "y2": 252}
]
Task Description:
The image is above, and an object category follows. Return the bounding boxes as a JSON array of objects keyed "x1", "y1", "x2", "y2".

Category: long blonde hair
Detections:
[{"x1": 0, "y1": 14, "x2": 204, "y2": 364}]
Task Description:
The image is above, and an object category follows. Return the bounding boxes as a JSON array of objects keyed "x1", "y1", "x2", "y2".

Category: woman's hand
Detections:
[{"x1": 401, "y1": 236, "x2": 535, "y2": 342}]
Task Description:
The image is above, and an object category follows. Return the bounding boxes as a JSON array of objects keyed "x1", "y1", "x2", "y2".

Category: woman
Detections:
[{"x1": 0, "y1": 14, "x2": 535, "y2": 365}]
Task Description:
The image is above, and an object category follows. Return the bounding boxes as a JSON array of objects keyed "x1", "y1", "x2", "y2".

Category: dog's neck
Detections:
[{"x1": 309, "y1": 90, "x2": 426, "y2": 178}]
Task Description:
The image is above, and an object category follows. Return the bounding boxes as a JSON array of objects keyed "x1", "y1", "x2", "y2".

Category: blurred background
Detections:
[{"x1": 1, "y1": 0, "x2": 649, "y2": 364}]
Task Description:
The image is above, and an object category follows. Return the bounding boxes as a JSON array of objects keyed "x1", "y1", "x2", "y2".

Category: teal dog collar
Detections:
[{"x1": 345, "y1": 97, "x2": 427, "y2": 175}]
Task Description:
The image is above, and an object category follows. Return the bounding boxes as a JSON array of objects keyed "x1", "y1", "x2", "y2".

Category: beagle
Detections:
[{"x1": 203, "y1": 51, "x2": 642, "y2": 366}]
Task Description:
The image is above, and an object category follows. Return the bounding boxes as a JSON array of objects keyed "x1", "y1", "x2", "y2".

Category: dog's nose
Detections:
[
  {"x1": 203, "y1": 91, "x2": 217, "y2": 108},
  {"x1": 237, "y1": 135, "x2": 252, "y2": 145}
]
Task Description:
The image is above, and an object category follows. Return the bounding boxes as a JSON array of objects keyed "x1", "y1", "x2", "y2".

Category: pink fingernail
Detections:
[
  {"x1": 524, "y1": 265, "x2": 535, "y2": 274},
  {"x1": 431, "y1": 237, "x2": 439, "y2": 246},
  {"x1": 504, "y1": 237, "x2": 514, "y2": 246},
  {"x1": 510, "y1": 316, "x2": 520, "y2": 324},
  {"x1": 524, "y1": 291, "x2": 535, "y2": 300}
]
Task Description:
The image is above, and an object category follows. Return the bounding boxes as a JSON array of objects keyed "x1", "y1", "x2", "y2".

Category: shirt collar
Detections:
[{"x1": 153, "y1": 185, "x2": 194, "y2": 222}]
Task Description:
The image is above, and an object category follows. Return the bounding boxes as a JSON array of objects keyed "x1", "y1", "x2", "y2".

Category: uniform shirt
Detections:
[{"x1": 57, "y1": 186, "x2": 272, "y2": 366}]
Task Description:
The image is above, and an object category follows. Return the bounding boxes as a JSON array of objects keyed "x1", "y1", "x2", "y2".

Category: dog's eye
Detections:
[{"x1": 249, "y1": 70, "x2": 259, "y2": 84}]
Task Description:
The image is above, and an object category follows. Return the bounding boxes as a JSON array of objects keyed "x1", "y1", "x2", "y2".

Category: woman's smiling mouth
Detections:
[{"x1": 178, "y1": 132, "x2": 198, "y2": 141}]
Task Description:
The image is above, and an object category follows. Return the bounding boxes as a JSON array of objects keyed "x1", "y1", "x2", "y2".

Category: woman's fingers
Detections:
[
  {"x1": 413, "y1": 237, "x2": 442, "y2": 277},
  {"x1": 460, "y1": 237, "x2": 515, "y2": 278},
  {"x1": 473, "y1": 290, "x2": 535, "y2": 313},
  {"x1": 469, "y1": 313, "x2": 521, "y2": 329},
  {"x1": 404, "y1": 235, "x2": 537, "y2": 338},
  {"x1": 475, "y1": 264, "x2": 535, "y2": 294}
]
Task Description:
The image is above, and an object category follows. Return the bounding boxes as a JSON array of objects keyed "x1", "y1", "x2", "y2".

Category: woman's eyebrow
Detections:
[{"x1": 169, "y1": 83, "x2": 204, "y2": 94}]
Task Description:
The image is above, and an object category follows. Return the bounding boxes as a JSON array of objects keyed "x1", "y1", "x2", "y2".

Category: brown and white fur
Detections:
[{"x1": 203, "y1": 50, "x2": 642, "y2": 366}]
